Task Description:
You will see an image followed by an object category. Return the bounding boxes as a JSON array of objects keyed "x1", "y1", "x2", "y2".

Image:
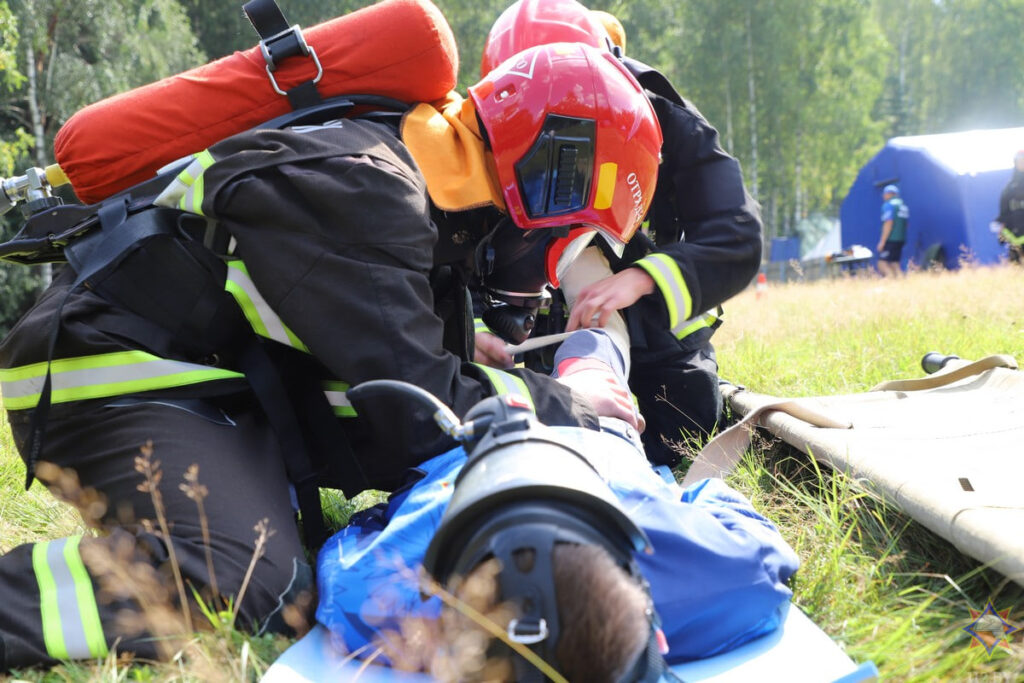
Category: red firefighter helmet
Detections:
[
  {"x1": 470, "y1": 42, "x2": 662, "y2": 245},
  {"x1": 480, "y1": 0, "x2": 610, "y2": 77}
]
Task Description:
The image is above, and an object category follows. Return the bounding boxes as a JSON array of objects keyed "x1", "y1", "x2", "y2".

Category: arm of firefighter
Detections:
[
  {"x1": 636, "y1": 96, "x2": 762, "y2": 324},
  {"x1": 199, "y1": 126, "x2": 596, "y2": 447}
]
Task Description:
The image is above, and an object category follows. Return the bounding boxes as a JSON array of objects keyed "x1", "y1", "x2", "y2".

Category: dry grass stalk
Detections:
[
  {"x1": 180, "y1": 462, "x2": 221, "y2": 612},
  {"x1": 135, "y1": 441, "x2": 194, "y2": 635}
]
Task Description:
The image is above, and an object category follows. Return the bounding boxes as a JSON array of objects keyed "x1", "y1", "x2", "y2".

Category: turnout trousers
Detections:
[
  {"x1": 630, "y1": 339, "x2": 723, "y2": 467},
  {"x1": 0, "y1": 398, "x2": 311, "y2": 670}
]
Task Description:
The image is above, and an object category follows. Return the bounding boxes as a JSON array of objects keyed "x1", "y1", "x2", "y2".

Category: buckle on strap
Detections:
[
  {"x1": 259, "y1": 25, "x2": 324, "y2": 97},
  {"x1": 508, "y1": 617, "x2": 549, "y2": 645}
]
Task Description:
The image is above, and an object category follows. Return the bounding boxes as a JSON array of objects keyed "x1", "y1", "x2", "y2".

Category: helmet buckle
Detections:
[{"x1": 508, "y1": 617, "x2": 549, "y2": 644}]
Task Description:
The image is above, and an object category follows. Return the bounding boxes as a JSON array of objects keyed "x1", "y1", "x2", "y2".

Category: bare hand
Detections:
[
  {"x1": 555, "y1": 359, "x2": 645, "y2": 432},
  {"x1": 566, "y1": 268, "x2": 655, "y2": 331},
  {"x1": 474, "y1": 332, "x2": 513, "y2": 368}
]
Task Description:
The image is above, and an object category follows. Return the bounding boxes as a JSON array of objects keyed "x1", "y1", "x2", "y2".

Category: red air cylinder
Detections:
[{"x1": 53, "y1": 0, "x2": 459, "y2": 204}]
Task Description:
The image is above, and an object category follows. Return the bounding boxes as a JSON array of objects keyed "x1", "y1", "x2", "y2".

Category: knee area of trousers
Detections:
[{"x1": 236, "y1": 557, "x2": 316, "y2": 636}]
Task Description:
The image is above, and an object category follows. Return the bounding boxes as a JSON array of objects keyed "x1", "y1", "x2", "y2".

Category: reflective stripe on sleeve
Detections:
[
  {"x1": 472, "y1": 364, "x2": 535, "y2": 410},
  {"x1": 474, "y1": 318, "x2": 490, "y2": 335},
  {"x1": 33, "y1": 537, "x2": 108, "y2": 660},
  {"x1": 1002, "y1": 227, "x2": 1024, "y2": 246},
  {"x1": 225, "y1": 261, "x2": 310, "y2": 352},
  {"x1": 0, "y1": 351, "x2": 244, "y2": 410},
  {"x1": 634, "y1": 254, "x2": 694, "y2": 336},
  {"x1": 323, "y1": 380, "x2": 357, "y2": 417},
  {"x1": 153, "y1": 149, "x2": 216, "y2": 217},
  {"x1": 674, "y1": 307, "x2": 723, "y2": 341}
]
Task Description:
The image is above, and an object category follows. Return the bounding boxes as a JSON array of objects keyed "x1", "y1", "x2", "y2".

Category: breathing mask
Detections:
[{"x1": 478, "y1": 218, "x2": 596, "y2": 344}]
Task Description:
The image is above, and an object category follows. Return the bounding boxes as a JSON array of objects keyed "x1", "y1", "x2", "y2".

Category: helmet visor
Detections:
[{"x1": 515, "y1": 114, "x2": 595, "y2": 221}]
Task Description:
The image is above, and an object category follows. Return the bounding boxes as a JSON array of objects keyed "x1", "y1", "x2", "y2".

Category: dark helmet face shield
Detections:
[{"x1": 515, "y1": 114, "x2": 596, "y2": 222}]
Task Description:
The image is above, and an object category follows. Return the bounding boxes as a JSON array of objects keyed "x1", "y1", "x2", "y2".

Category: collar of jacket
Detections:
[{"x1": 401, "y1": 92, "x2": 506, "y2": 213}]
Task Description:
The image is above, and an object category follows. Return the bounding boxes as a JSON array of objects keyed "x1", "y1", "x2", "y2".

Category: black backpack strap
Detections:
[
  {"x1": 243, "y1": 0, "x2": 323, "y2": 110},
  {"x1": 22, "y1": 199, "x2": 179, "y2": 488}
]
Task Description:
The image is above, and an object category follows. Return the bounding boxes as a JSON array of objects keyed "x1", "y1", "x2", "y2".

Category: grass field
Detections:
[
  {"x1": 716, "y1": 264, "x2": 1024, "y2": 682},
  {"x1": 2, "y1": 264, "x2": 1024, "y2": 680}
]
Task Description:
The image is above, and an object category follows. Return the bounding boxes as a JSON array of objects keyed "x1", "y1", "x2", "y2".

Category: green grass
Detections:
[
  {"x1": 716, "y1": 265, "x2": 1024, "y2": 681},
  {"x1": 2, "y1": 264, "x2": 1024, "y2": 680}
]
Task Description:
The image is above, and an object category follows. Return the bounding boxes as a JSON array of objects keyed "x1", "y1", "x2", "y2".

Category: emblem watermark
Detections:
[{"x1": 963, "y1": 601, "x2": 1018, "y2": 654}]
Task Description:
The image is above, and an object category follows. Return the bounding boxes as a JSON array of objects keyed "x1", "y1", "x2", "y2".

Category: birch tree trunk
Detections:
[
  {"x1": 25, "y1": 41, "x2": 51, "y2": 285},
  {"x1": 745, "y1": 8, "x2": 759, "y2": 202}
]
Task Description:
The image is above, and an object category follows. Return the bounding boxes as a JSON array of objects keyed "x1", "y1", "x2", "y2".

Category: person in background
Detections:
[
  {"x1": 876, "y1": 184, "x2": 908, "y2": 277},
  {"x1": 995, "y1": 150, "x2": 1024, "y2": 263},
  {"x1": 474, "y1": 0, "x2": 763, "y2": 466}
]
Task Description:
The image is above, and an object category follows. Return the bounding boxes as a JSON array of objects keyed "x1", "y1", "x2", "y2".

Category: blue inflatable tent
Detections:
[{"x1": 840, "y1": 127, "x2": 1024, "y2": 269}]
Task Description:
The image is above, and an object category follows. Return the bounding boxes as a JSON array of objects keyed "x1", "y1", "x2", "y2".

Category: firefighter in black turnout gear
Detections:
[
  {"x1": 478, "y1": 0, "x2": 763, "y2": 466},
  {"x1": 0, "y1": 39, "x2": 661, "y2": 669}
]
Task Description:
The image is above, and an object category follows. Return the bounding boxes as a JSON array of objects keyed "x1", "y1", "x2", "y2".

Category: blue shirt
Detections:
[
  {"x1": 315, "y1": 427, "x2": 800, "y2": 664},
  {"x1": 881, "y1": 197, "x2": 909, "y2": 242}
]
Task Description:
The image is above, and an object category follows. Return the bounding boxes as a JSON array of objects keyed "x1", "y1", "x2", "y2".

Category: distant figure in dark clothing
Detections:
[{"x1": 995, "y1": 150, "x2": 1024, "y2": 263}]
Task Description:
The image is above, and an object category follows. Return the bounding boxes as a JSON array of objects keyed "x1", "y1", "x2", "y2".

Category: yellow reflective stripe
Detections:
[
  {"x1": 0, "y1": 351, "x2": 244, "y2": 410},
  {"x1": 33, "y1": 537, "x2": 108, "y2": 660},
  {"x1": 172, "y1": 149, "x2": 215, "y2": 216},
  {"x1": 1002, "y1": 227, "x2": 1024, "y2": 246},
  {"x1": 155, "y1": 150, "x2": 216, "y2": 215},
  {"x1": 674, "y1": 307, "x2": 723, "y2": 341},
  {"x1": 224, "y1": 262, "x2": 310, "y2": 352},
  {"x1": 634, "y1": 255, "x2": 693, "y2": 332},
  {"x1": 34, "y1": 541, "x2": 66, "y2": 659},
  {"x1": 323, "y1": 380, "x2": 357, "y2": 417},
  {"x1": 474, "y1": 318, "x2": 490, "y2": 335},
  {"x1": 472, "y1": 364, "x2": 535, "y2": 410}
]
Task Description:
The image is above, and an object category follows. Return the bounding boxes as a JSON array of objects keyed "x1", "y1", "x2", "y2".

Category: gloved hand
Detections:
[{"x1": 555, "y1": 356, "x2": 645, "y2": 432}]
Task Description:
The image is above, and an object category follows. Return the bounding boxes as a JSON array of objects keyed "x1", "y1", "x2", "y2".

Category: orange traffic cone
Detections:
[{"x1": 755, "y1": 272, "x2": 767, "y2": 299}]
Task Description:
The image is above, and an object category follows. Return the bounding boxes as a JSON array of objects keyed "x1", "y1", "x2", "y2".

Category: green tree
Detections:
[
  {"x1": 0, "y1": 0, "x2": 30, "y2": 173},
  {"x1": 1, "y1": 0, "x2": 37, "y2": 335},
  {"x1": 7, "y1": 0, "x2": 205, "y2": 154},
  {"x1": 0, "y1": 0, "x2": 205, "y2": 333}
]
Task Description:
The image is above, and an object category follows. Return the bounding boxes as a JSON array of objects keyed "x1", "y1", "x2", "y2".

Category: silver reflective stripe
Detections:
[
  {"x1": 153, "y1": 149, "x2": 216, "y2": 216},
  {"x1": 0, "y1": 351, "x2": 243, "y2": 410},
  {"x1": 48, "y1": 539, "x2": 93, "y2": 659},
  {"x1": 33, "y1": 537, "x2": 108, "y2": 660},
  {"x1": 323, "y1": 380, "x2": 356, "y2": 417},
  {"x1": 472, "y1": 364, "x2": 536, "y2": 410},
  {"x1": 225, "y1": 262, "x2": 309, "y2": 351},
  {"x1": 635, "y1": 254, "x2": 693, "y2": 333}
]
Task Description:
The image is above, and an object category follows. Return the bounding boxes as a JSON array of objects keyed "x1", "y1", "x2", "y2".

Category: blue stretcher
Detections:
[{"x1": 261, "y1": 603, "x2": 879, "y2": 682}]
